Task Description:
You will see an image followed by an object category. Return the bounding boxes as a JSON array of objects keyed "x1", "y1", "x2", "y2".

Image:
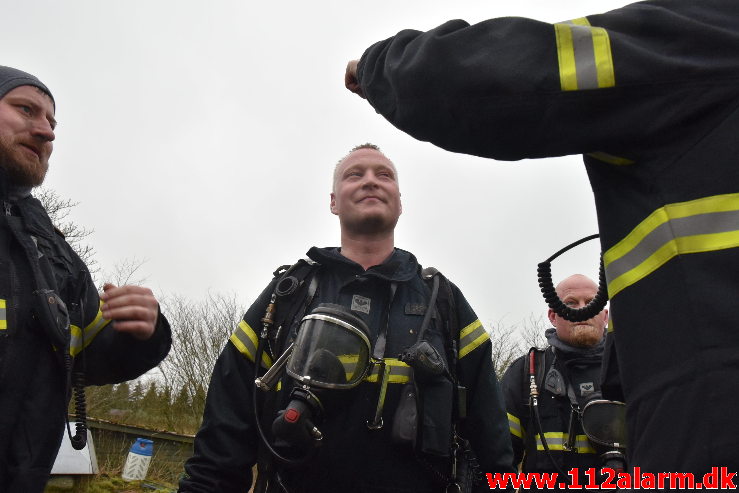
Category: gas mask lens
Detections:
[
  {"x1": 581, "y1": 399, "x2": 627, "y2": 449},
  {"x1": 287, "y1": 304, "x2": 371, "y2": 389}
]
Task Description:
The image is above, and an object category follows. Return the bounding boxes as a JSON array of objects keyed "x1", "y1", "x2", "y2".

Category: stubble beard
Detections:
[
  {"x1": 568, "y1": 324, "x2": 604, "y2": 348},
  {"x1": 0, "y1": 134, "x2": 48, "y2": 187},
  {"x1": 343, "y1": 212, "x2": 398, "y2": 237}
]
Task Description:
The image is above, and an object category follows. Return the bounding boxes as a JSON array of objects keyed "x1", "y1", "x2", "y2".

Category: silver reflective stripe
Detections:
[
  {"x1": 0, "y1": 299, "x2": 6, "y2": 330},
  {"x1": 508, "y1": 413, "x2": 524, "y2": 439},
  {"x1": 366, "y1": 359, "x2": 412, "y2": 383},
  {"x1": 568, "y1": 23, "x2": 599, "y2": 90},
  {"x1": 459, "y1": 320, "x2": 488, "y2": 358},
  {"x1": 555, "y1": 18, "x2": 615, "y2": 91},
  {"x1": 536, "y1": 434, "x2": 565, "y2": 448},
  {"x1": 229, "y1": 319, "x2": 273, "y2": 369},
  {"x1": 536, "y1": 433, "x2": 595, "y2": 453},
  {"x1": 605, "y1": 193, "x2": 739, "y2": 297},
  {"x1": 607, "y1": 210, "x2": 739, "y2": 281}
]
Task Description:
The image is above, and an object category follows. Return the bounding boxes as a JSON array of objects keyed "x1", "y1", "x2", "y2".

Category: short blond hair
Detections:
[{"x1": 333, "y1": 143, "x2": 397, "y2": 191}]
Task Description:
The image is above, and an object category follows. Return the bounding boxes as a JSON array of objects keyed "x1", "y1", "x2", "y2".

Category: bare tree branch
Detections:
[{"x1": 33, "y1": 186, "x2": 97, "y2": 274}]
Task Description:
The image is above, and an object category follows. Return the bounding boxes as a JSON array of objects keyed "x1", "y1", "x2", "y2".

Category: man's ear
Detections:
[
  {"x1": 548, "y1": 308, "x2": 557, "y2": 326},
  {"x1": 330, "y1": 192, "x2": 338, "y2": 215}
]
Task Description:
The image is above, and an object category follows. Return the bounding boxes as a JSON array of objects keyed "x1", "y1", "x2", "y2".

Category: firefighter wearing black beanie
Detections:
[{"x1": 0, "y1": 66, "x2": 172, "y2": 493}]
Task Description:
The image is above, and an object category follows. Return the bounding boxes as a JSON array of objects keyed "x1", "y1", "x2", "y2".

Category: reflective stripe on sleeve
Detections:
[
  {"x1": 535, "y1": 432, "x2": 596, "y2": 454},
  {"x1": 230, "y1": 319, "x2": 274, "y2": 369},
  {"x1": 587, "y1": 152, "x2": 635, "y2": 166},
  {"x1": 604, "y1": 193, "x2": 739, "y2": 298},
  {"x1": 0, "y1": 299, "x2": 6, "y2": 330},
  {"x1": 555, "y1": 18, "x2": 615, "y2": 91},
  {"x1": 459, "y1": 319, "x2": 489, "y2": 359},
  {"x1": 508, "y1": 413, "x2": 525, "y2": 439},
  {"x1": 70, "y1": 301, "x2": 112, "y2": 357}
]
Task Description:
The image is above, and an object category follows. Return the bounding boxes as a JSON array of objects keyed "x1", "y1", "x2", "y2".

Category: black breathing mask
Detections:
[{"x1": 265, "y1": 304, "x2": 372, "y2": 454}]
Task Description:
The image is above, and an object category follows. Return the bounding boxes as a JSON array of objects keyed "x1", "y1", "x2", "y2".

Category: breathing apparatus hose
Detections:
[
  {"x1": 253, "y1": 290, "x2": 320, "y2": 466},
  {"x1": 528, "y1": 348, "x2": 567, "y2": 479},
  {"x1": 537, "y1": 234, "x2": 608, "y2": 322}
]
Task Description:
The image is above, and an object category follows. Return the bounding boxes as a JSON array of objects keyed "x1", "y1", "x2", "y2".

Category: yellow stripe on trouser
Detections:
[
  {"x1": 230, "y1": 320, "x2": 274, "y2": 369},
  {"x1": 508, "y1": 413, "x2": 525, "y2": 439},
  {"x1": 70, "y1": 301, "x2": 112, "y2": 357},
  {"x1": 554, "y1": 18, "x2": 615, "y2": 91},
  {"x1": 535, "y1": 432, "x2": 596, "y2": 453},
  {"x1": 459, "y1": 319, "x2": 489, "y2": 358},
  {"x1": 0, "y1": 299, "x2": 6, "y2": 330},
  {"x1": 604, "y1": 193, "x2": 739, "y2": 298}
]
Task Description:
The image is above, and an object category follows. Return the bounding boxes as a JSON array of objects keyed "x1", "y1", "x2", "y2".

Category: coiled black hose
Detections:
[
  {"x1": 537, "y1": 234, "x2": 608, "y2": 322},
  {"x1": 70, "y1": 370, "x2": 88, "y2": 450}
]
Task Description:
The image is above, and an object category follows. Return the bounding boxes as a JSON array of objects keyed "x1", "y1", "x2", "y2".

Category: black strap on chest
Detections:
[
  {"x1": 253, "y1": 260, "x2": 322, "y2": 492},
  {"x1": 4, "y1": 203, "x2": 89, "y2": 450},
  {"x1": 267, "y1": 260, "x2": 321, "y2": 357}
]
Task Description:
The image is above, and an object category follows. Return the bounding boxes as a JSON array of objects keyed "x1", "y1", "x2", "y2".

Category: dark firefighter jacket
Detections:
[
  {"x1": 180, "y1": 246, "x2": 513, "y2": 493},
  {"x1": 355, "y1": 0, "x2": 739, "y2": 475},
  {"x1": 501, "y1": 330, "x2": 605, "y2": 490},
  {"x1": 0, "y1": 172, "x2": 172, "y2": 493}
]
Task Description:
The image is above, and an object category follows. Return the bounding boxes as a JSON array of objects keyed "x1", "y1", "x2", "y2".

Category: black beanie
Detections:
[{"x1": 0, "y1": 65, "x2": 55, "y2": 109}]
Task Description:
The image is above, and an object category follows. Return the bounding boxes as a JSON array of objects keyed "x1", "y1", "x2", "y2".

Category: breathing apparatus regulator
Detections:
[
  {"x1": 530, "y1": 234, "x2": 627, "y2": 476},
  {"x1": 253, "y1": 273, "x2": 373, "y2": 464}
]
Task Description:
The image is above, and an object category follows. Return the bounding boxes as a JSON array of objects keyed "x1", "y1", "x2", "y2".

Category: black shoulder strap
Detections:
[
  {"x1": 421, "y1": 267, "x2": 458, "y2": 364},
  {"x1": 267, "y1": 259, "x2": 320, "y2": 355},
  {"x1": 254, "y1": 259, "x2": 320, "y2": 493},
  {"x1": 421, "y1": 267, "x2": 463, "y2": 419}
]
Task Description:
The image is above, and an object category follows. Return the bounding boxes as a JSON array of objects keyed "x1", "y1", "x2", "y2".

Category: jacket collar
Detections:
[
  {"x1": 0, "y1": 168, "x2": 33, "y2": 202},
  {"x1": 307, "y1": 246, "x2": 420, "y2": 282},
  {"x1": 545, "y1": 327, "x2": 605, "y2": 358}
]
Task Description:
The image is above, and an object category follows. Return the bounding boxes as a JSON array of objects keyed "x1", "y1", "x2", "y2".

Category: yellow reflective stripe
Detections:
[
  {"x1": 607, "y1": 316, "x2": 614, "y2": 333},
  {"x1": 587, "y1": 152, "x2": 635, "y2": 166},
  {"x1": 365, "y1": 358, "x2": 412, "y2": 384},
  {"x1": 459, "y1": 319, "x2": 488, "y2": 359},
  {"x1": 508, "y1": 413, "x2": 525, "y2": 439},
  {"x1": 555, "y1": 23, "x2": 578, "y2": 91},
  {"x1": 70, "y1": 301, "x2": 112, "y2": 357},
  {"x1": 229, "y1": 320, "x2": 273, "y2": 369},
  {"x1": 591, "y1": 27, "x2": 616, "y2": 88},
  {"x1": 555, "y1": 18, "x2": 615, "y2": 91},
  {"x1": 604, "y1": 193, "x2": 739, "y2": 298},
  {"x1": 535, "y1": 433, "x2": 595, "y2": 453},
  {"x1": 0, "y1": 299, "x2": 6, "y2": 330}
]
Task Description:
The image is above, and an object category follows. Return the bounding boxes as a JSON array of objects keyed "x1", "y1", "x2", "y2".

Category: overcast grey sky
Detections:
[{"x1": 4, "y1": 0, "x2": 628, "y2": 334}]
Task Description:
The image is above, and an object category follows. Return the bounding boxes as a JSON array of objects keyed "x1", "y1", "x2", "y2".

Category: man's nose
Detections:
[
  {"x1": 31, "y1": 118, "x2": 55, "y2": 142},
  {"x1": 361, "y1": 171, "x2": 379, "y2": 187}
]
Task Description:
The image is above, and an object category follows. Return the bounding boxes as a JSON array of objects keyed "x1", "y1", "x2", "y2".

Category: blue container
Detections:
[
  {"x1": 130, "y1": 438, "x2": 154, "y2": 456},
  {"x1": 122, "y1": 438, "x2": 154, "y2": 480}
]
